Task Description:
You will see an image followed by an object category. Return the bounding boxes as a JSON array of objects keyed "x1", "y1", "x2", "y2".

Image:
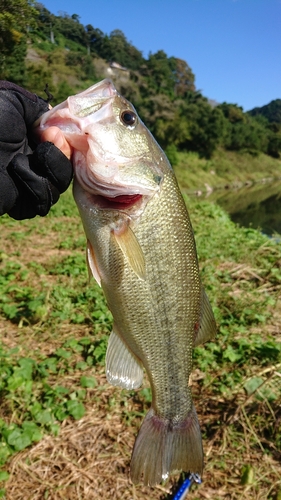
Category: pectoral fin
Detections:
[
  {"x1": 106, "y1": 327, "x2": 144, "y2": 390},
  {"x1": 86, "y1": 240, "x2": 101, "y2": 287},
  {"x1": 194, "y1": 287, "x2": 217, "y2": 347},
  {"x1": 113, "y1": 225, "x2": 146, "y2": 280}
]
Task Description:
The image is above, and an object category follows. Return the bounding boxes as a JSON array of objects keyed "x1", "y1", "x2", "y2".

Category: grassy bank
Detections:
[
  {"x1": 0, "y1": 186, "x2": 280, "y2": 499},
  {"x1": 173, "y1": 149, "x2": 281, "y2": 193}
]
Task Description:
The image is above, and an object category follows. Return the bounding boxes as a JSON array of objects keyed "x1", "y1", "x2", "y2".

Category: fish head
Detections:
[
  {"x1": 37, "y1": 79, "x2": 167, "y2": 216},
  {"x1": 71, "y1": 80, "x2": 165, "y2": 208}
]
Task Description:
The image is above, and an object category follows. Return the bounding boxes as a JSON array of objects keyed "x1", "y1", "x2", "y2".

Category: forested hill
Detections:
[
  {"x1": 1, "y1": 1, "x2": 281, "y2": 159},
  {"x1": 248, "y1": 99, "x2": 281, "y2": 124}
]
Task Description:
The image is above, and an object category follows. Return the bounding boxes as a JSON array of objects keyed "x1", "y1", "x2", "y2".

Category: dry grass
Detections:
[
  {"x1": 4, "y1": 372, "x2": 175, "y2": 500},
  {"x1": 3, "y1": 364, "x2": 281, "y2": 500},
  {"x1": 1, "y1": 198, "x2": 281, "y2": 500}
]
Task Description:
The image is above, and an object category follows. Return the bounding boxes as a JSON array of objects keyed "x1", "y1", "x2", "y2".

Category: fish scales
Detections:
[
  {"x1": 37, "y1": 79, "x2": 216, "y2": 487},
  {"x1": 77, "y1": 168, "x2": 199, "y2": 417},
  {"x1": 74, "y1": 166, "x2": 204, "y2": 484}
]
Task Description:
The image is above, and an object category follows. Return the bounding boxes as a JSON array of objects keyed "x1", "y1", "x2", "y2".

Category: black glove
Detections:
[{"x1": 0, "y1": 81, "x2": 73, "y2": 219}]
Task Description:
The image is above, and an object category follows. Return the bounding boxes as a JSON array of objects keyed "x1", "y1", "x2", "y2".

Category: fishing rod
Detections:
[{"x1": 172, "y1": 473, "x2": 202, "y2": 500}]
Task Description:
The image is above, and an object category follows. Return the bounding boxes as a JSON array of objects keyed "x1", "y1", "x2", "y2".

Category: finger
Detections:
[{"x1": 40, "y1": 127, "x2": 72, "y2": 159}]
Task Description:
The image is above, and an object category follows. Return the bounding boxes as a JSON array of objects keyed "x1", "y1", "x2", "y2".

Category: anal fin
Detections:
[
  {"x1": 194, "y1": 287, "x2": 217, "y2": 347},
  {"x1": 106, "y1": 327, "x2": 143, "y2": 390}
]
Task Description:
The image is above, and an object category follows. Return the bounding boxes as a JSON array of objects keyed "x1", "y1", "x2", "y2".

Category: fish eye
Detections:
[{"x1": 120, "y1": 110, "x2": 137, "y2": 127}]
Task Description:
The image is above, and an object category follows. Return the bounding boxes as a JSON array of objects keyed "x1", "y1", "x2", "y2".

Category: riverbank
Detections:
[
  {"x1": 173, "y1": 148, "x2": 281, "y2": 193},
  {"x1": 0, "y1": 183, "x2": 280, "y2": 499}
]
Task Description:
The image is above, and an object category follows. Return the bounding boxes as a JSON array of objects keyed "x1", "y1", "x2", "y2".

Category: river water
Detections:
[{"x1": 198, "y1": 180, "x2": 281, "y2": 237}]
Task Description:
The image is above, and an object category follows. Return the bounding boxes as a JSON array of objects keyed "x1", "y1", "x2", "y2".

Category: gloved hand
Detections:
[{"x1": 0, "y1": 81, "x2": 73, "y2": 219}]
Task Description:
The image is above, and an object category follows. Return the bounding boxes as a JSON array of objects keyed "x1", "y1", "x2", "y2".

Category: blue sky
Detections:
[{"x1": 41, "y1": 0, "x2": 281, "y2": 111}]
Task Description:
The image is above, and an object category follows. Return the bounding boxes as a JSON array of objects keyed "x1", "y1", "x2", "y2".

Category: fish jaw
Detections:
[
  {"x1": 36, "y1": 80, "x2": 118, "y2": 146},
  {"x1": 73, "y1": 152, "x2": 163, "y2": 202},
  {"x1": 38, "y1": 79, "x2": 117, "y2": 126}
]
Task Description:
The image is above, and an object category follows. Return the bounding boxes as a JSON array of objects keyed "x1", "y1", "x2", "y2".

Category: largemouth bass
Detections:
[{"x1": 37, "y1": 79, "x2": 216, "y2": 486}]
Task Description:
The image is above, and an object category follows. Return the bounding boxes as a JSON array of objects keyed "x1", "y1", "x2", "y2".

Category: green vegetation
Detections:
[
  {"x1": 0, "y1": 189, "x2": 280, "y2": 499},
  {"x1": 173, "y1": 148, "x2": 281, "y2": 192},
  {"x1": 248, "y1": 99, "x2": 281, "y2": 124},
  {"x1": 1, "y1": 0, "x2": 281, "y2": 163}
]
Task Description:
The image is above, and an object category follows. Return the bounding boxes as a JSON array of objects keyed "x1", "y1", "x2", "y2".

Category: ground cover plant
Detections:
[{"x1": 0, "y1": 188, "x2": 280, "y2": 499}]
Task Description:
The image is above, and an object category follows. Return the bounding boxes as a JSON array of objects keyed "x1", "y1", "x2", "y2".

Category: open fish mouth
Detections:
[
  {"x1": 89, "y1": 193, "x2": 144, "y2": 211},
  {"x1": 101, "y1": 193, "x2": 143, "y2": 207}
]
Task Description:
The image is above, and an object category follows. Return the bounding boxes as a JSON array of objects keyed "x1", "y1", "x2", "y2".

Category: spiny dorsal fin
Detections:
[
  {"x1": 194, "y1": 287, "x2": 217, "y2": 347},
  {"x1": 113, "y1": 225, "x2": 146, "y2": 280}
]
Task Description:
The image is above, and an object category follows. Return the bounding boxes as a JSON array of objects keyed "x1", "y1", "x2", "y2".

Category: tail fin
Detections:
[{"x1": 130, "y1": 406, "x2": 203, "y2": 486}]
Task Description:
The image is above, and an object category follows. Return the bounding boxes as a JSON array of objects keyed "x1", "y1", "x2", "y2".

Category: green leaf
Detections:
[
  {"x1": 55, "y1": 407, "x2": 68, "y2": 421},
  {"x1": 139, "y1": 388, "x2": 152, "y2": 403},
  {"x1": 80, "y1": 376, "x2": 97, "y2": 388},
  {"x1": 2, "y1": 304, "x2": 18, "y2": 319},
  {"x1": 66, "y1": 400, "x2": 85, "y2": 420},
  {"x1": 55, "y1": 348, "x2": 71, "y2": 359},
  {"x1": 49, "y1": 424, "x2": 60, "y2": 436},
  {"x1": 0, "y1": 471, "x2": 9, "y2": 481},
  {"x1": 54, "y1": 385, "x2": 69, "y2": 396},
  {"x1": 241, "y1": 465, "x2": 254, "y2": 485},
  {"x1": 6, "y1": 375, "x2": 25, "y2": 391},
  {"x1": 38, "y1": 357, "x2": 58, "y2": 374},
  {"x1": 223, "y1": 345, "x2": 241, "y2": 363},
  {"x1": 18, "y1": 358, "x2": 35, "y2": 378},
  {"x1": 244, "y1": 377, "x2": 263, "y2": 395},
  {"x1": 0, "y1": 444, "x2": 11, "y2": 467},
  {"x1": 6, "y1": 429, "x2": 31, "y2": 451},
  {"x1": 75, "y1": 361, "x2": 88, "y2": 371},
  {"x1": 78, "y1": 337, "x2": 92, "y2": 346},
  {"x1": 33, "y1": 410, "x2": 53, "y2": 425},
  {"x1": 21, "y1": 422, "x2": 42, "y2": 442}
]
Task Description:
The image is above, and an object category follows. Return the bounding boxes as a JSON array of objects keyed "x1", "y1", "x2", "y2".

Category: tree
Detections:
[
  {"x1": 248, "y1": 99, "x2": 281, "y2": 124},
  {"x1": 218, "y1": 102, "x2": 245, "y2": 123},
  {"x1": 93, "y1": 29, "x2": 144, "y2": 70},
  {"x1": 0, "y1": 0, "x2": 37, "y2": 79},
  {"x1": 267, "y1": 132, "x2": 281, "y2": 158},
  {"x1": 85, "y1": 24, "x2": 104, "y2": 55},
  {"x1": 218, "y1": 103, "x2": 269, "y2": 154},
  {"x1": 34, "y1": 3, "x2": 55, "y2": 38},
  {"x1": 173, "y1": 58, "x2": 195, "y2": 97},
  {"x1": 142, "y1": 50, "x2": 177, "y2": 96},
  {"x1": 55, "y1": 12, "x2": 86, "y2": 46},
  {"x1": 181, "y1": 100, "x2": 226, "y2": 158}
]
